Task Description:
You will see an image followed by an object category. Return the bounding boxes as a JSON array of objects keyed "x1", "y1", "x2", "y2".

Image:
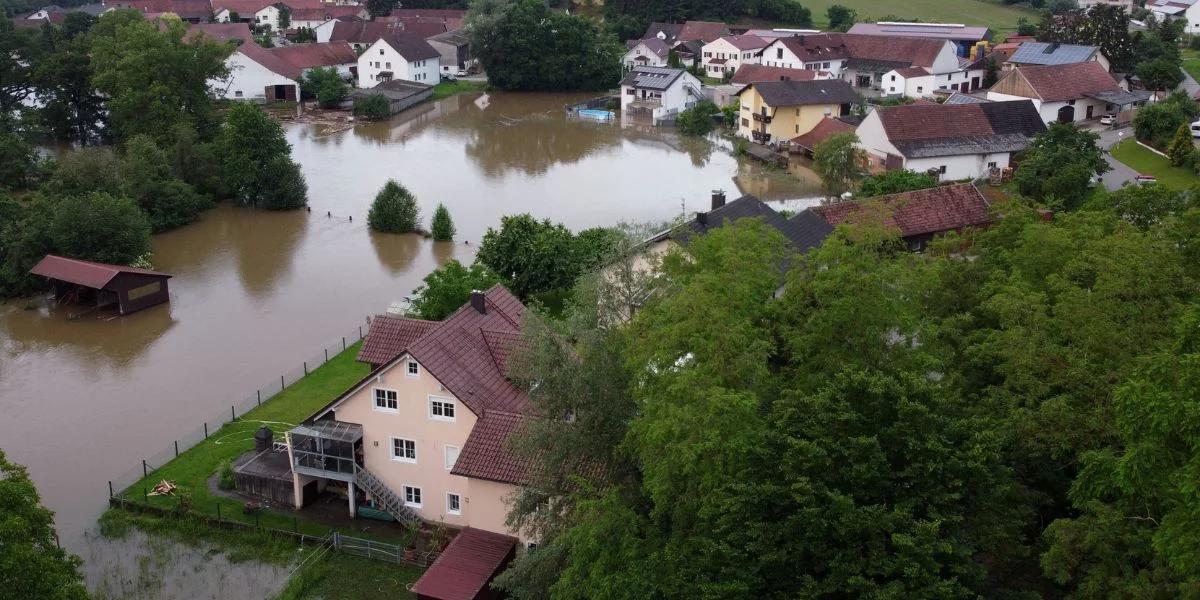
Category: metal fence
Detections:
[
  {"x1": 107, "y1": 320, "x2": 372, "y2": 498},
  {"x1": 333, "y1": 532, "x2": 440, "y2": 568}
]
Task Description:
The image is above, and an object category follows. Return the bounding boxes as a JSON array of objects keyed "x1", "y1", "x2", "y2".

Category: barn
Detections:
[{"x1": 30, "y1": 255, "x2": 173, "y2": 316}]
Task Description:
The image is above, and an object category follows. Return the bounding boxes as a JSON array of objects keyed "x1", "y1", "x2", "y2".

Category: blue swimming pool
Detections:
[{"x1": 577, "y1": 108, "x2": 615, "y2": 121}]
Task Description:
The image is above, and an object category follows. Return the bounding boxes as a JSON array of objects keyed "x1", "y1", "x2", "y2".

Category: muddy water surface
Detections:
[{"x1": 0, "y1": 92, "x2": 820, "y2": 570}]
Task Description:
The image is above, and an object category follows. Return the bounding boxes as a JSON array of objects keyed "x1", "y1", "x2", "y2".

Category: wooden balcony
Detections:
[{"x1": 752, "y1": 112, "x2": 772, "y2": 123}]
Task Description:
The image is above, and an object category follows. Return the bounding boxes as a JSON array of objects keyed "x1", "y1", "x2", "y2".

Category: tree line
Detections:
[
  {"x1": 0, "y1": 10, "x2": 307, "y2": 297},
  {"x1": 486, "y1": 177, "x2": 1200, "y2": 598}
]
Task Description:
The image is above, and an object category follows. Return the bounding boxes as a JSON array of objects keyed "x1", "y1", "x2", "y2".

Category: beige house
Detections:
[
  {"x1": 285, "y1": 286, "x2": 532, "y2": 542},
  {"x1": 735, "y1": 79, "x2": 858, "y2": 145}
]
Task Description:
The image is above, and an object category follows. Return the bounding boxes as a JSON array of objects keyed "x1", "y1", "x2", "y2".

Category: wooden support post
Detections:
[
  {"x1": 231, "y1": 405, "x2": 235, "y2": 422},
  {"x1": 325, "y1": 348, "x2": 329, "y2": 362},
  {"x1": 348, "y1": 481, "x2": 357, "y2": 518},
  {"x1": 204, "y1": 422, "x2": 208, "y2": 439},
  {"x1": 142, "y1": 460, "x2": 148, "y2": 478},
  {"x1": 342, "y1": 337, "x2": 346, "y2": 350},
  {"x1": 257, "y1": 390, "x2": 261, "y2": 405},
  {"x1": 303, "y1": 361, "x2": 308, "y2": 376},
  {"x1": 281, "y1": 375, "x2": 285, "y2": 391},
  {"x1": 174, "y1": 440, "x2": 179, "y2": 457},
  {"x1": 108, "y1": 481, "x2": 114, "y2": 498},
  {"x1": 358, "y1": 326, "x2": 362, "y2": 339}
]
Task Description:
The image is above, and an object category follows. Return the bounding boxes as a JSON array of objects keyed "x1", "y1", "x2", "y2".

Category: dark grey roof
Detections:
[
  {"x1": 739, "y1": 79, "x2": 858, "y2": 107},
  {"x1": 1008, "y1": 42, "x2": 1098, "y2": 66},
  {"x1": 349, "y1": 78, "x2": 432, "y2": 100},
  {"x1": 892, "y1": 133, "x2": 1038, "y2": 158},
  {"x1": 844, "y1": 57, "x2": 911, "y2": 73},
  {"x1": 978, "y1": 100, "x2": 1047, "y2": 135},
  {"x1": 943, "y1": 92, "x2": 991, "y2": 104},
  {"x1": 620, "y1": 66, "x2": 685, "y2": 90},
  {"x1": 380, "y1": 31, "x2": 441, "y2": 61},
  {"x1": 1084, "y1": 89, "x2": 1153, "y2": 106},
  {"x1": 657, "y1": 195, "x2": 832, "y2": 253},
  {"x1": 428, "y1": 28, "x2": 469, "y2": 46}
]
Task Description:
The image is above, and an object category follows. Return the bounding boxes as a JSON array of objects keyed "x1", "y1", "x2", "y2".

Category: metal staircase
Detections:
[{"x1": 354, "y1": 466, "x2": 420, "y2": 524}]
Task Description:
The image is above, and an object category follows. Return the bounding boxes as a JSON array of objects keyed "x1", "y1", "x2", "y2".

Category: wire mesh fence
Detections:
[{"x1": 107, "y1": 320, "x2": 371, "y2": 499}]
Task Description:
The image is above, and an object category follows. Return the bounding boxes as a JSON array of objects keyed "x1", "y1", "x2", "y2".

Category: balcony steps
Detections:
[{"x1": 354, "y1": 466, "x2": 420, "y2": 524}]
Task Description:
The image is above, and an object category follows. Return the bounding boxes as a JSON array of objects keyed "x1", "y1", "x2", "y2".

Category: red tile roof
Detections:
[
  {"x1": 1008, "y1": 62, "x2": 1120, "y2": 102},
  {"x1": 30, "y1": 255, "x2": 171, "y2": 289},
  {"x1": 731, "y1": 64, "x2": 826, "y2": 84},
  {"x1": 894, "y1": 66, "x2": 930, "y2": 77},
  {"x1": 790, "y1": 116, "x2": 855, "y2": 152},
  {"x1": 289, "y1": 6, "x2": 361, "y2": 21},
  {"x1": 108, "y1": 0, "x2": 212, "y2": 19},
  {"x1": 266, "y1": 41, "x2": 357, "y2": 70},
  {"x1": 385, "y1": 7, "x2": 466, "y2": 19},
  {"x1": 410, "y1": 527, "x2": 517, "y2": 600},
  {"x1": 451, "y1": 411, "x2": 529, "y2": 485},
  {"x1": 718, "y1": 34, "x2": 768, "y2": 50},
  {"x1": 238, "y1": 40, "x2": 303, "y2": 79},
  {"x1": 356, "y1": 315, "x2": 438, "y2": 366},
  {"x1": 678, "y1": 20, "x2": 731, "y2": 43},
  {"x1": 211, "y1": 0, "x2": 274, "y2": 15},
  {"x1": 773, "y1": 33, "x2": 948, "y2": 69},
  {"x1": 812, "y1": 183, "x2": 993, "y2": 239},
  {"x1": 184, "y1": 22, "x2": 254, "y2": 43}
]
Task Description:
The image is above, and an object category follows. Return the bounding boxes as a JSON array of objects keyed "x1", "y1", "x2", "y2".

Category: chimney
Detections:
[
  {"x1": 697, "y1": 211, "x2": 708, "y2": 225},
  {"x1": 711, "y1": 190, "x2": 726, "y2": 210},
  {"x1": 469, "y1": 290, "x2": 486, "y2": 314}
]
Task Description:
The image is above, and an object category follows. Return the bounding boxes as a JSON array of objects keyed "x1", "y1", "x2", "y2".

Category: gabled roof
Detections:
[
  {"x1": 771, "y1": 33, "x2": 950, "y2": 69},
  {"x1": 893, "y1": 66, "x2": 930, "y2": 77},
  {"x1": 185, "y1": 21, "x2": 254, "y2": 43},
  {"x1": 30, "y1": 255, "x2": 171, "y2": 289},
  {"x1": 1005, "y1": 62, "x2": 1121, "y2": 102},
  {"x1": 329, "y1": 20, "x2": 391, "y2": 44},
  {"x1": 847, "y1": 22, "x2": 990, "y2": 41},
  {"x1": 1008, "y1": 42, "x2": 1099, "y2": 66},
  {"x1": 107, "y1": 0, "x2": 212, "y2": 19},
  {"x1": 811, "y1": 183, "x2": 993, "y2": 239},
  {"x1": 626, "y1": 37, "x2": 671, "y2": 59},
  {"x1": 451, "y1": 411, "x2": 529, "y2": 484},
  {"x1": 428, "y1": 27, "x2": 469, "y2": 47},
  {"x1": 267, "y1": 41, "x2": 357, "y2": 69},
  {"x1": 790, "y1": 116, "x2": 856, "y2": 152},
  {"x1": 620, "y1": 66, "x2": 686, "y2": 90},
  {"x1": 943, "y1": 91, "x2": 991, "y2": 104},
  {"x1": 211, "y1": 0, "x2": 275, "y2": 15},
  {"x1": 410, "y1": 528, "x2": 517, "y2": 600},
  {"x1": 237, "y1": 39, "x2": 301, "y2": 79},
  {"x1": 289, "y1": 5, "x2": 361, "y2": 21},
  {"x1": 731, "y1": 64, "x2": 826, "y2": 84},
  {"x1": 737, "y1": 79, "x2": 857, "y2": 107},
  {"x1": 385, "y1": 7, "x2": 466, "y2": 19},
  {"x1": 874, "y1": 100, "x2": 1045, "y2": 158},
  {"x1": 656, "y1": 194, "x2": 833, "y2": 254},
  {"x1": 643, "y1": 20, "x2": 729, "y2": 43},
  {"x1": 380, "y1": 16, "x2": 452, "y2": 38},
  {"x1": 712, "y1": 34, "x2": 768, "y2": 50},
  {"x1": 375, "y1": 31, "x2": 441, "y2": 60},
  {"x1": 356, "y1": 314, "x2": 438, "y2": 366},
  {"x1": 643, "y1": 21, "x2": 682, "y2": 41}
]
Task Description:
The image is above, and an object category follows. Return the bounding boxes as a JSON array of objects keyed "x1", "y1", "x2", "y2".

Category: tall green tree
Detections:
[
  {"x1": 0, "y1": 14, "x2": 40, "y2": 114},
  {"x1": 826, "y1": 4, "x2": 856, "y2": 31},
  {"x1": 0, "y1": 450, "x2": 89, "y2": 600},
  {"x1": 47, "y1": 191, "x2": 152, "y2": 264},
  {"x1": 812, "y1": 132, "x2": 865, "y2": 198},
  {"x1": 216, "y1": 102, "x2": 307, "y2": 209},
  {"x1": 90, "y1": 12, "x2": 231, "y2": 141},
  {"x1": 0, "y1": 117, "x2": 38, "y2": 190},
  {"x1": 476, "y1": 215, "x2": 616, "y2": 300},
  {"x1": 1133, "y1": 91, "x2": 1198, "y2": 148},
  {"x1": 300, "y1": 66, "x2": 348, "y2": 108},
  {"x1": 367, "y1": 179, "x2": 420, "y2": 233},
  {"x1": 119, "y1": 134, "x2": 211, "y2": 231},
  {"x1": 430, "y1": 203, "x2": 455, "y2": 241},
  {"x1": 1166, "y1": 123, "x2": 1194, "y2": 166},
  {"x1": 1013, "y1": 122, "x2": 1107, "y2": 209},
  {"x1": 34, "y1": 29, "x2": 106, "y2": 143},
  {"x1": 1036, "y1": 5, "x2": 1134, "y2": 71},
  {"x1": 408, "y1": 260, "x2": 503, "y2": 320}
]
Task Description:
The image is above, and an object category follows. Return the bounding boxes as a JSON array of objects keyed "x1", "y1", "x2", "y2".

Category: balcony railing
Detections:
[
  {"x1": 751, "y1": 130, "x2": 771, "y2": 143},
  {"x1": 752, "y1": 112, "x2": 772, "y2": 123},
  {"x1": 292, "y1": 449, "x2": 358, "y2": 481}
]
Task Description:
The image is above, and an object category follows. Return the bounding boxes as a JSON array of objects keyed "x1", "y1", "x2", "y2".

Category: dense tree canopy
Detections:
[
  {"x1": 813, "y1": 132, "x2": 865, "y2": 197},
  {"x1": 217, "y1": 103, "x2": 307, "y2": 210},
  {"x1": 368, "y1": 179, "x2": 420, "y2": 233},
  {"x1": 468, "y1": 0, "x2": 623, "y2": 91},
  {"x1": 0, "y1": 451, "x2": 89, "y2": 600},
  {"x1": 1013, "y1": 122, "x2": 1108, "y2": 209},
  {"x1": 476, "y1": 214, "x2": 618, "y2": 300},
  {"x1": 408, "y1": 259, "x2": 504, "y2": 320},
  {"x1": 1134, "y1": 91, "x2": 1200, "y2": 149}
]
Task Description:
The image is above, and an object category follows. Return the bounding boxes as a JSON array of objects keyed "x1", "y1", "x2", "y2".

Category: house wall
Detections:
[
  {"x1": 905, "y1": 152, "x2": 1012, "y2": 181},
  {"x1": 701, "y1": 38, "x2": 761, "y2": 78},
  {"x1": 759, "y1": 40, "x2": 843, "y2": 72},
  {"x1": 736, "y1": 86, "x2": 842, "y2": 142},
  {"x1": 464, "y1": 478, "x2": 525, "y2": 543},
  {"x1": 621, "y1": 71, "x2": 703, "y2": 120},
  {"x1": 883, "y1": 71, "x2": 936, "y2": 98},
  {"x1": 107, "y1": 273, "x2": 171, "y2": 315},
  {"x1": 987, "y1": 90, "x2": 1106, "y2": 123},
  {"x1": 331, "y1": 353, "x2": 478, "y2": 530},
  {"x1": 856, "y1": 109, "x2": 902, "y2": 172},
  {"x1": 313, "y1": 19, "x2": 339, "y2": 43},
  {"x1": 622, "y1": 43, "x2": 668, "y2": 69},
  {"x1": 358, "y1": 39, "x2": 439, "y2": 88},
  {"x1": 429, "y1": 39, "x2": 470, "y2": 75},
  {"x1": 213, "y1": 51, "x2": 299, "y2": 102}
]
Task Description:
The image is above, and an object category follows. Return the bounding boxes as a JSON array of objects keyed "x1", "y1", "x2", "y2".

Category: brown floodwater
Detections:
[{"x1": 0, "y1": 92, "x2": 820, "y2": 559}]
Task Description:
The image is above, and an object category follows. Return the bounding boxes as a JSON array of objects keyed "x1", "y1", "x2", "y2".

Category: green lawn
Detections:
[
  {"x1": 805, "y1": 0, "x2": 1035, "y2": 31},
  {"x1": 1183, "y1": 49, "x2": 1200, "y2": 84},
  {"x1": 119, "y1": 343, "x2": 371, "y2": 539},
  {"x1": 1111, "y1": 139, "x2": 1200, "y2": 188},
  {"x1": 431, "y1": 79, "x2": 488, "y2": 100},
  {"x1": 276, "y1": 552, "x2": 422, "y2": 600}
]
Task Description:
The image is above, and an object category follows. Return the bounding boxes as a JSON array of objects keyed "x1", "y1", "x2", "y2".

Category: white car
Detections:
[
  {"x1": 1192, "y1": 120, "x2": 1200, "y2": 138},
  {"x1": 1099, "y1": 114, "x2": 1116, "y2": 126}
]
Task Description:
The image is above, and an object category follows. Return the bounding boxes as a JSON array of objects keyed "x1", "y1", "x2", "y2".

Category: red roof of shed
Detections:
[
  {"x1": 30, "y1": 255, "x2": 171, "y2": 289},
  {"x1": 811, "y1": 183, "x2": 993, "y2": 238},
  {"x1": 411, "y1": 528, "x2": 517, "y2": 600}
]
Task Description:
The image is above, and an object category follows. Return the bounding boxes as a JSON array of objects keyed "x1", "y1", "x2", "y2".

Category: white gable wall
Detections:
[
  {"x1": 358, "y1": 38, "x2": 439, "y2": 88},
  {"x1": 623, "y1": 42, "x2": 668, "y2": 69},
  {"x1": 212, "y1": 51, "x2": 297, "y2": 101},
  {"x1": 312, "y1": 18, "x2": 339, "y2": 43},
  {"x1": 701, "y1": 38, "x2": 762, "y2": 77}
]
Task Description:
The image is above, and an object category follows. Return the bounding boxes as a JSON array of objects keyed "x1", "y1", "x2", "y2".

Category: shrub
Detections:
[
  {"x1": 353, "y1": 94, "x2": 390, "y2": 120},
  {"x1": 368, "y1": 179, "x2": 420, "y2": 233},
  {"x1": 301, "y1": 67, "x2": 348, "y2": 109},
  {"x1": 1167, "y1": 123, "x2": 1194, "y2": 166},
  {"x1": 217, "y1": 461, "x2": 236, "y2": 490},
  {"x1": 409, "y1": 260, "x2": 503, "y2": 320},
  {"x1": 431, "y1": 203, "x2": 455, "y2": 241},
  {"x1": 857, "y1": 169, "x2": 939, "y2": 197},
  {"x1": 258, "y1": 155, "x2": 308, "y2": 210},
  {"x1": 676, "y1": 100, "x2": 718, "y2": 136}
]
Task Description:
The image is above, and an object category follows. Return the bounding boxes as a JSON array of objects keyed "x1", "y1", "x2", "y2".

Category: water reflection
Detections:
[
  {"x1": 223, "y1": 208, "x2": 306, "y2": 299},
  {"x1": 369, "y1": 230, "x2": 423, "y2": 274},
  {"x1": 0, "y1": 298, "x2": 177, "y2": 370}
]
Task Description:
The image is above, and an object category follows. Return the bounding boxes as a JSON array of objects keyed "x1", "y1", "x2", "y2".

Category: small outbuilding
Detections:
[
  {"x1": 30, "y1": 255, "x2": 172, "y2": 315},
  {"x1": 411, "y1": 527, "x2": 518, "y2": 600},
  {"x1": 348, "y1": 79, "x2": 434, "y2": 115}
]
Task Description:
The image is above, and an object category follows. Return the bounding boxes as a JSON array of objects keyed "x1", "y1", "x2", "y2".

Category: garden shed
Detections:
[{"x1": 30, "y1": 255, "x2": 172, "y2": 316}]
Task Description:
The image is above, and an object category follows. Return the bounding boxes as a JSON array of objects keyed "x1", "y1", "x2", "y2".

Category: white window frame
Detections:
[
  {"x1": 373, "y1": 388, "x2": 398, "y2": 413},
  {"x1": 406, "y1": 360, "x2": 420, "y2": 378},
  {"x1": 446, "y1": 492, "x2": 461, "y2": 515},
  {"x1": 429, "y1": 396, "x2": 456, "y2": 422},
  {"x1": 444, "y1": 445, "x2": 459, "y2": 470},
  {"x1": 403, "y1": 485, "x2": 422, "y2": 508},
  {"x1": 391, "y1": 437, "x2": 417, "y2": 463}
]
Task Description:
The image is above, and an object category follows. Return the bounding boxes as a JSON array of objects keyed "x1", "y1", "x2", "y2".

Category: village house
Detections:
[
  {"x1": 806, "y1": 183, "x2": 994, "y2": 251},
  {"x1": 329, "y1": 20, "x2": 394, "y2": 52},
  {"x1": 701, "y1": 35, "x2": 767, "y2": 79},
  {"x1": 268, "y1": 41, "x2": 358, "y2": 79},
  {"x1": 212, "y1": 0, "x2": 288, "y2": 31},
  {"x1": 854, "y1": 100, "x2": 1046, "y2": 180},
  {"x1": 731, "y1": 63, "x2": 833, "y2": 84},
  {"x1": 358, "y1": 32, "x2": 441, "y2": 87},
  {"x1": 986, "y1": 62, "x2": 1150, "y2": 123},
  {"x1": 105, "y1": 0, "x2": 212, "y2": 22},
  {"x1": 289, "y1": 5, "x2": 362, "y2": 31},
  {"x1": 622, "y1": 37, "x2": 672, "y2": 70},
  {"x1": 1148, "y1": 0, "x2": 1200, "y2": 33},
  {"x1": 619, "y1": 66, "x2": 706, "y2": 124},
  {"x1": 1004, "y1": 42, "x2": 1111, "y2": 71},
  {"x1": 427, "y1": 29, "x2": 472, "y2": 78},
  {"x1": 788, "y1": 116, "x2": 857, "y2": 157},
  {"x1": 212, "y1": 40, "x2": 301, "y2": 101},
  {"x1": 642, "y1": 20, "x2": 730, "y2": 45},
  {"x1": 847, "y1": 22, "x2": 991, "y2": 57},
  {"x1": 758, "y1": 33, "x2": 965, "y2": 99},
  {"x1": 735, "y1": 79, "x2": 858, "y2": 145}
]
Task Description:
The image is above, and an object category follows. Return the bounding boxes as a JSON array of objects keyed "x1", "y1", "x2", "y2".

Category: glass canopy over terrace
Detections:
[{"x1": 288, "y1": 420, "x2": 363, "y2": 483}]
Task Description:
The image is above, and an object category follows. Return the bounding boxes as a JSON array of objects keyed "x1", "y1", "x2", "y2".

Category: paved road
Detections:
[
  {"x1": 1178, "y1": 67, "x2": 1200, "y2": 97},
  {"x1": 1096, "y1": 127, "x2": 1140, "y2": 191}
]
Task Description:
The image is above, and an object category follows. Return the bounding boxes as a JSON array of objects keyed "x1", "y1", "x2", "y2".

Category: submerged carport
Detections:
[
  {"x1": 30, "y1": 255, "x2": 173, "y2": 316},
  {"x1": 411, "y1": 528, "x2": 518, "y2": 600}
]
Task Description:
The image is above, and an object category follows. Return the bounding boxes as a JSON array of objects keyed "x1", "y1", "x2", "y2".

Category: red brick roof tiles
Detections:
[
  {"x1": 1010, "y1": 62, "x2": 1121, "y2": 102},
  {"x1": 356, "y1": 315, "x2": 438, "y2": 366},
  {"x1": 451, "y1": 411, "x2": 529, "y2": 485},
  {"x1": 731, "y1": 64, "x2": 826, "y2": 84},
  {"x1": 30, "y1": 255, "x2": 171, "y2": 289},
  {"x1": 775, "y1": 33, "x2": 948, "y2": 69},
  {"x1": 410, "y1": 527, "x2": 517, "y2": 600},
  {"x1": 790, "y1": 116, "x2": 855, "y2": 152},
  {"x1": 812, "y1": 183, "x2": 993, "y2": 239},
  {"x1": 266, "y1": 41, "x2": 357, "y2": 70}
]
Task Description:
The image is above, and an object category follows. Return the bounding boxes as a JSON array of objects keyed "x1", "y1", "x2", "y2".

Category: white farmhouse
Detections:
[
  {"x1": 1148, "y1": 0, "x2": 1200, "y2": 33},
  {"x1": 986, "y1": 62, "x2": 1150, "y2": 124},
  {"x1": 213, "y1": 0, "x2": 282, "y2": 32},
  {"x1": 622, "y1": 38, "x2": 671, "y2": 70},
  {"x1": 620, "y1": 66, "x2": 706, "y2": 124},
  {"x1": 855, "y1": 100, "x2": 1046, "y2": 181},
  {"x1": 701, "y1": 34, "x2": 767, "y2": 79},
  {"x1": 268, "y1": 41, "x2": 358, "y2": 80},
  {"x1": 1004, "y1": 42, "x2": 1110, "y2": 72},
  {"x1": 358, "y1": 32, "x2": 441, "y2": 88},
  {"x1": 212, "y1": 41, "x2": 300, "y2": 102}
]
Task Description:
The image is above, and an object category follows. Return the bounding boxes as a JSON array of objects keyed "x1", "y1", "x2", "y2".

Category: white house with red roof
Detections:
[
  {"x1": 286, "y1": 286, "x2": 534, "y2": 543},
  {"x1": 701, "y1": 34, "x2": 767, "y2": 78},
  {"x1": 1148, "y1": 0, "x2": 1200, "y2": 33},
  {"x1": 358, "y1": 31, "x2": 442, "y2": 87},
  {"x1": 759, "y1": 33, "x2": 962, "y2": 97},
  {"x1": 622, "y1": 37, "x2": 671, "y2": 70},
  {"x1": 985, "y1": 62, "x2": 1150, "y2": 124}
]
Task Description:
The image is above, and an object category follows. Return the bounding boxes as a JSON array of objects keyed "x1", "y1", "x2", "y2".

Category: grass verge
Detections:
[
  {"x1": 1111, "y1": 139, "x2": 1200, "y2": 189},
  {"x1": 432, "y1": 79, "x2": 489, "y2": 100},
  {"x1": 804, "y1": 0, "x2": 1034, "y2": 30},
  {"x1": 1183, "y1": 49, "x2": 1200, "y2": 84},
  {"x1": 275, "y1": 552, "x2": 422, "y2": 600},
  {"x1": 118, "y1": 342, "x2": 370, "y2": 540}
]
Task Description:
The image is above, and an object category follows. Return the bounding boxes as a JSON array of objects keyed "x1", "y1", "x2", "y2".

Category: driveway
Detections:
[
  {"x1": 1178, "y1": 67, "x2": 1200, "y2": 98},
  {"x1": 1097, "y1": 127, "x2": 1140, "y2": 191}
]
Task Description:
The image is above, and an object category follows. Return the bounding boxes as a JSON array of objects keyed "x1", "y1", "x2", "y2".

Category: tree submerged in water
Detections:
[
  {"x1": 431, "y1": 203, "x2": 455, "y2": 241},
  {"x1": 368, "y1": 180, "x2": 420, "y2": 233}
]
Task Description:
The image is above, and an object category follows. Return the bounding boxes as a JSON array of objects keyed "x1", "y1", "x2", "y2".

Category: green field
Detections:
[
  {"x1": 1183, "y1": 49, "x2": 1200, "y2": 84},
  {"x1": 431, "y1": 79, "x2": 488, "y2": 100},
  {"x1": 805, "y1": 0, "x2": 1035, "y2": 31},
  {"x1": 1111, "y1": 139, "x2": 1200, "y2": 189}
]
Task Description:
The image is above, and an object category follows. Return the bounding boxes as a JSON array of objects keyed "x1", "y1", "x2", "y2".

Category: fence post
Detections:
[
  {"x1": 303, "y1": 361, "x2": 308, "y2": 376},
  {"x1": 174, "y1": 441, "x2": 179, "y2": 457},
  {"x1": 108, "y1": 481, "x2": 114, "y2": 498},
  {"x1": 257, "y1": 390, "x2": 261, "y2": 405},
  {"x1": 358, "y1": 326, "x2": 363, "y2": 339},
  {"x1": 281, "y1": 375, "x2": 285, "y2": 391},
  {"x1": 231, "y1": 405, "x2": 236, "y2": 422},
  {"x1": 204, "y1": 422, "x2": 208, "y2": 439},
  {"x1": 342, "y1": 337, "x2": 346, "y2": 350},
  {"x1": 142, "y1": 460, "x2": 148, "y2": 478},
  {"x1": 324, "y1": 348, "x2": 328, "y2": 362}
]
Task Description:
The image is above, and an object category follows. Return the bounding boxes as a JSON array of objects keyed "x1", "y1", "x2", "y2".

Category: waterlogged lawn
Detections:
[
  {"x1": 276, "y1": 552, "x2": 422, "y2": 600},
  {"x1": 805, "y1": 0, "x2": 1033, "y2": 30},
  {"x1": 119, "y1": 343, "x2": 370, "y2": 538},
  {"x1": 1111, "y1": 139, "x2": 1200, "y2": 189},
  {"x1": 432, "y1": 79, "x2": 489, "y2": 100}
]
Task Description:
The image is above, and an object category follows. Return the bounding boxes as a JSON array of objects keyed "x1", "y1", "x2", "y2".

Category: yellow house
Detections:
[{"x1": 736, "y1": 79, "x2": 858, "y2": 145}]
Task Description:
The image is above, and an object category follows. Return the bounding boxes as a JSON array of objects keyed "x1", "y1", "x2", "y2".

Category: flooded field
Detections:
[{"x1": 0, "y1": 90, "x2": 822, "y2": 572}]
